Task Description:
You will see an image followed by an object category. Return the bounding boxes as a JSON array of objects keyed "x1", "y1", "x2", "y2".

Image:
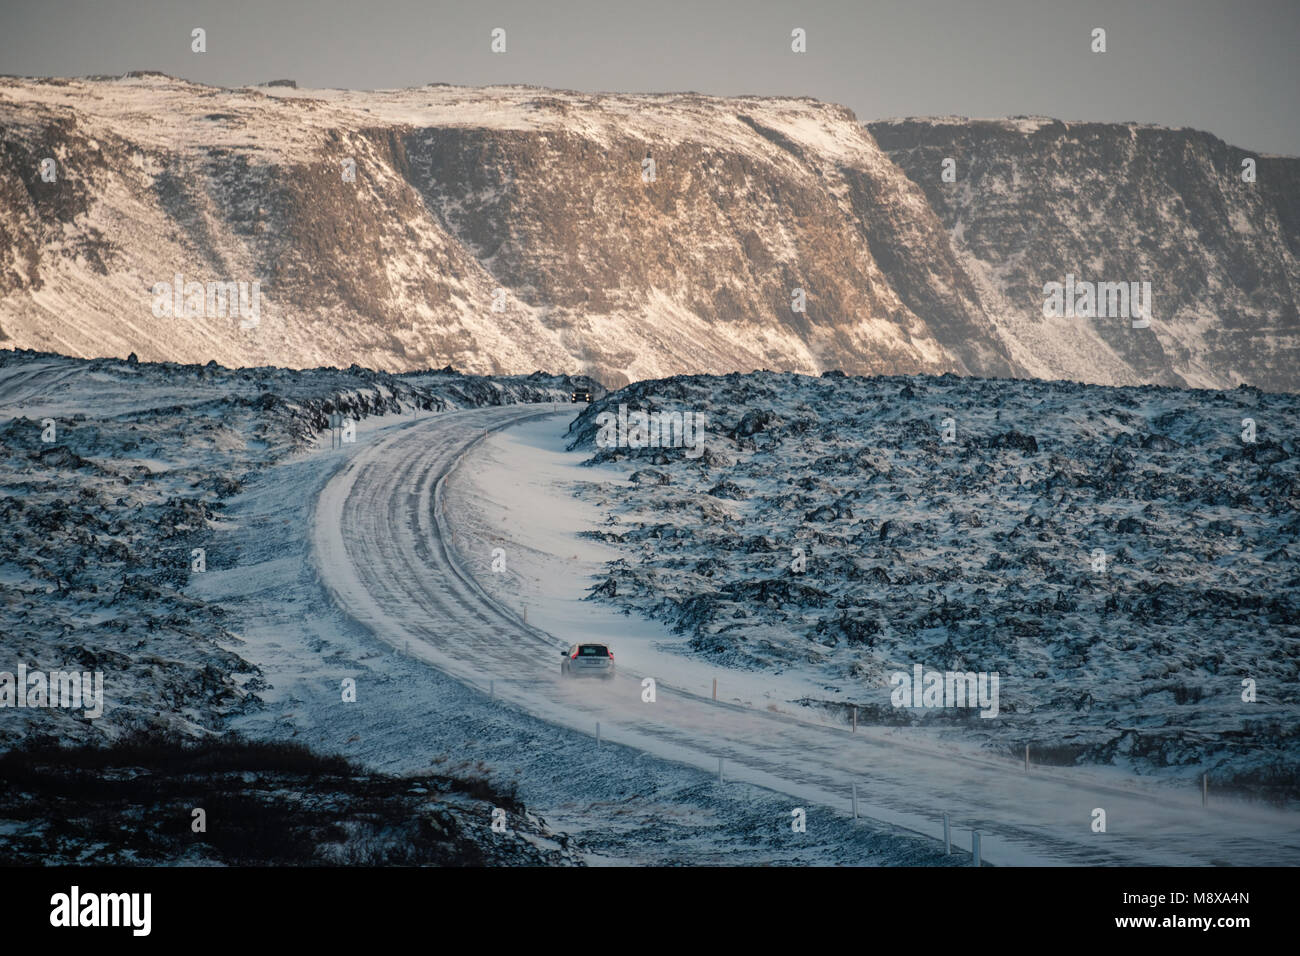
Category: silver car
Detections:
[{"x1": 561, "y1": 643, "x2": 615, "y2": 679}]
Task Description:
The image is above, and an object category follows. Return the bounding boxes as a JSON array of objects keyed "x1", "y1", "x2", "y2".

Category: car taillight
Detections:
[
  {"x1": 570, "y1": 649, "x2": 579, "y2": 659},
  {"x1": 608, "y1": 651, "x2": 614, "y2": 660}
]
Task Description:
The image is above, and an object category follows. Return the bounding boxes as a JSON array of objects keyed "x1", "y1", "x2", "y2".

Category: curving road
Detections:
[{"x1": 312, "y1": 403, "x2": 1300, "y2": 866}]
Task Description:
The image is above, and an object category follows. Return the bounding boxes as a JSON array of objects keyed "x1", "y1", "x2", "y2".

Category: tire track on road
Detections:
[{"x1": 313, "y1": 404, "x2": 1300, "y2": 866}]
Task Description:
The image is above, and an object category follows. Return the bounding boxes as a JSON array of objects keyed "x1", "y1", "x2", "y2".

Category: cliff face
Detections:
[
  {"x1": 869, "y1": 117, "x2": 1300, "y2": 392},
  {"x1": 1, "y1": 75, "x2": 1295, "y2": 390}
]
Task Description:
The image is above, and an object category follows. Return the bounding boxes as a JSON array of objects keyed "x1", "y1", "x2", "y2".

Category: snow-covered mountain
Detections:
[
  {"x1": 870, "y1": 117, "x2": 1300, "y2": 394},
  {"x1": 1, "y1": 74, "x2": 1296, "y2": 390}
]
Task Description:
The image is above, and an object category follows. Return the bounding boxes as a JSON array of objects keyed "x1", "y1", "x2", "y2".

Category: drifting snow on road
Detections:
[
  {"x1": 300, "y1": 405, "x2": 960, "y2": 864},
  {"x1": 6, "y1": 352, "x2": 1296, "y2": 865},
  {"x1": 317, "y1": 403, "x2": 1300, "y2": 865}
]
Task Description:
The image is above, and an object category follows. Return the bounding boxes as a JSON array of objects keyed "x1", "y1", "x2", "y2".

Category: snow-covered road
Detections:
[{"x1": 313, "y1": 404, "x2": 1300, "y2": 866}]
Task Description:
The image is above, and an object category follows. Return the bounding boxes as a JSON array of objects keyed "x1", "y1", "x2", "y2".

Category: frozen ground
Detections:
[
  {"x1": 546, "y1": 372, "x2": 1300, "y2": 801},
  {"x1": 448, "y1": 415, "x2": 854, "y2": 715},
  {"x1": 318, "y1": 399, "x2": 1300, "y2": 864},
  {"x1": 293, "y1": 404, "x2": 960, "y2": 864},
  {"x1": 4, "y1": 352, "x2": 1297, "y2": 864},
  {"x1": 0, "y1": 350, "x2": 585, "y2": 748},
  {"x1": 0, "y1": 351, "x2": 956, "y2": 865}
]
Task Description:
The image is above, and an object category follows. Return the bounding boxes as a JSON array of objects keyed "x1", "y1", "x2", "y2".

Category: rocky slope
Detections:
[
  {"x1": 1, "y1": 74, "x2": 1296, "y2": 390},
  {"x1": 870, "y1": 117, "x2": 1300, "y2": 393}
]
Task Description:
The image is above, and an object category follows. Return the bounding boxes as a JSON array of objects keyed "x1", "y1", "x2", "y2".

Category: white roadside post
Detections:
[
  {"x1": 852, "y1": 783, "x2": 858, "y2": 820},
  {"x1": 943, "y1": 813, "x2": 951, "y2": 855},
  {"x1": 717, "y1": 757, "x2": 724, "y2": 783},
  {"x1": 712, "y1": 678, "x2": 717, "y2": 701},
  {"x1": 596, "y1": 721, "x2": 600, "y2": 749},
  {"x1": 972, "y1": 830, "x2": 981, "y2": 867},
  {"x1": 1025, "y1": 743, "x2": 1030, "y2": 774},
  {"x1": 1203, "y1": 773, "x2": 1208, "y2": 807},
  {"x1": 852, "y1": 706, "x2": 857, "y2": 733}
]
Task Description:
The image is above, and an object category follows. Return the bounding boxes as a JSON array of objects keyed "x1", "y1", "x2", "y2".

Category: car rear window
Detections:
[{"x1": 578, "y1": 645, "x2": 609, "y2": 656}]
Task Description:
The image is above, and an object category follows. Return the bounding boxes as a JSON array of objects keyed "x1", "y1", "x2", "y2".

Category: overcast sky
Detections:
[{"x1": 2, "y1": 0, "x2": 1297, "y2": 154}]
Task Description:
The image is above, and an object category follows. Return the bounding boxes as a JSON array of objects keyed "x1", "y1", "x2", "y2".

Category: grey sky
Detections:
[{"x1": 2, "y1": 0, "x2": 1297, "y2": 154}]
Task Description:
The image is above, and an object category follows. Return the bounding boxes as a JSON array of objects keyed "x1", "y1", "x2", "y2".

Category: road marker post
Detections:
[
  {"x1": 717, "y1": 757, "x2": 723, "y2": 783},
  {"x1": 943, "y1": 813, "x2": 951, "y2": 855},
  {"x1": 852, "y1": 783, "x2": 858, "y2": 820},
  {"x1": 852, "y1": 705, "x2": 857, "y2": 733},
  {"x1": 972, "y1": 830, "x2": 981, "y2": 867},
  {"x1": 712, "y1": 678, "x2": 717, "y2": 701},
  {"x1": 596, "y1": 721, "x2": 601, "y2": 749}
]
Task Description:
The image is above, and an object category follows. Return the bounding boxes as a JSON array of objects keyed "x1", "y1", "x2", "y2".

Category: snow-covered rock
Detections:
[
  {"x1": 3, "y1": 75, "x2": 1294, "y2": 389},
  {"x1": 565, "y1": 371, "x2": 1300, "y2": 798},
  {"x1": 0, "y1": 349, "x2": 589, "y2": 749}
]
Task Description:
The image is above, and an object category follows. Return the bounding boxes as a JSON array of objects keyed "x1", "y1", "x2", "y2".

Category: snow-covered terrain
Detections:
[
  {"x1": 0, "y1": 351, "x2": 958, "y2": 864},
  {"x1": 3, "y1": 350, "x2": 1297, "y2": 864},
  {"x1": 312, "y1": 391, "x2": 1300, "y2": 864},
  {"x1": 485, "y1": 372, "x2": 1298, "y2": 803},
  {"x1": 0, "y1": 350, "x2": 590, "y2": 748},
  {"x1": 2, "y1": 74, "x2": 1296, "y2": 389}
]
